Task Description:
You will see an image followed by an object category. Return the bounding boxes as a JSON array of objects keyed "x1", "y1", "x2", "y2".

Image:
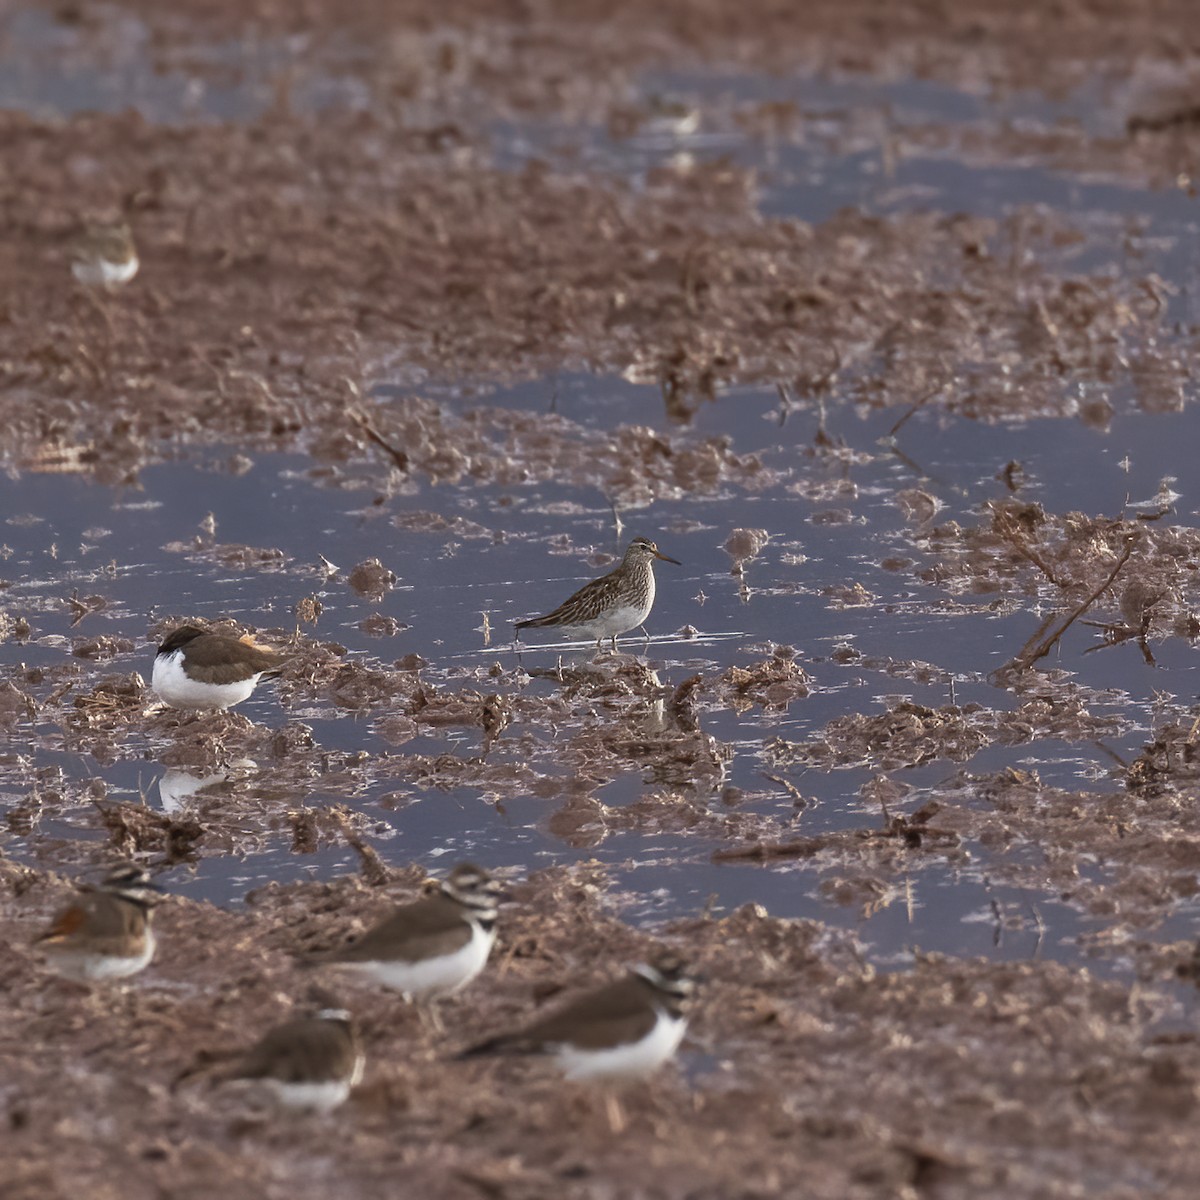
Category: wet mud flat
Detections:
[
  {"x1": 5, "y1": 0, "x2": 1200, "y2": 1196},
  {"x1": 4, "y1": 857, "x2": 1196, "y2": 1200}
]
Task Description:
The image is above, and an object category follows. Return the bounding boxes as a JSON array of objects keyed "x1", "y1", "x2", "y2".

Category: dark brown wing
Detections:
[
  {"x1": 516, "y1": 569, "x2": 623, "y2": 629},
  {"x1": 35, "y1": 902, "x2": 88, "y2": 944},
  {"x1": 465, "y1": 977, "x2": 656, "y2": 1057},
  {"x1": 520, "y1": 977, "x2": 658, "y2": 1050},
  {"x1": 183, "y1": 634, "x2": 283, "y2": 683},
  {"x1": 323, "y1": 894, "x2": 472, "y2": 964},
  {"x1": 231, "y1": 1018, "x2": 357, "y2": 1084}
]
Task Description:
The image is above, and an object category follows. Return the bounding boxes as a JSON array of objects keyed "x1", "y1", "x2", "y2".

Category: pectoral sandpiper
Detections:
[{"x1": 515, "y1": 536, "x2": 680, "y2": 651}]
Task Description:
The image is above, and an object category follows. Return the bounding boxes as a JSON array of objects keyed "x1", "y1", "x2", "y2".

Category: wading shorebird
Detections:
[
  {"x1": 514, "y1": 537, "x2": 680, "y2": 652},
  {"x1": 303, "y1": 863, "x2": 502, "y2": 1032},
  {"x1": 35, "y1": 862, "x2": 164, "y2": 982},
  {"x1": 151, "y1": 625, "x2": 286, "y2": 711}
]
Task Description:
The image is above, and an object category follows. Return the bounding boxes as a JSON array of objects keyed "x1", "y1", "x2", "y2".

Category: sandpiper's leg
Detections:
[
  {"x1": 638, "y1": 623, "x2": 650, "y2": 646},
  {"x1": 417, "y1": 998, "x2": 445, "y2": 1035},
  {"x1": 604, "y1": 1092, "x2": 627, "y2": 1134}
]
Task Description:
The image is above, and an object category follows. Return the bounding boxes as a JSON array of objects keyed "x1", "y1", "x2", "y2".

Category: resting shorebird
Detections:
[
  {"x1": 183, "y1": 1004, "x2": 364, "y2": 1114},
  {"x1": 35, "y1": 862, "x2": 164, "y2": 982},
  {"x1": 71, "y1": 221, "x2": 138, "y2": 289},
  {"x1": 514, "y1": 537, "x2": 680, "y2": 651},
  {"x1": 151, "y1": 625, "x2": 286, "y2": 711},
  {"x1": 304, "y1": 863, "x2": 502, "y2": 1030},
  {"x1": 460, "y1": 953, "x2": 696, "y2": 1081}
]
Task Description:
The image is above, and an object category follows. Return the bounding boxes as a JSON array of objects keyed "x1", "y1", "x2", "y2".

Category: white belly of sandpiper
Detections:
[
  {"x1": 342, "y1": 922, "x2": 495, "y2": 999},
  {"x1": 152, "y1": 649, "x2": 261, "y2": 710},
  {"x1": 556, "y1": 1011, "x2": 686, "y2": 1081}
]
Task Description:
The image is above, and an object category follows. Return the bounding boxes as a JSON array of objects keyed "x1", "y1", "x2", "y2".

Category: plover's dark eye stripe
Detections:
[
  {"x1": 107, "y1": 867, "x2": 150, "y2": 886},
  {"x1": 443, "y1": 876, "x2": 500, "y2": 907}
]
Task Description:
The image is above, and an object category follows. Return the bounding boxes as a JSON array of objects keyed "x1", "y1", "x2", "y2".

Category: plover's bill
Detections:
[
  {"x1": 460, "y1": 953, "x2": 697, "y2": 1083},
  {"x1": 305, "y1": 863, "x2": 502, "y2": 1029},
  {"x1": 151, "y1": 625, "x2": 286, "y2": 711},
  {"x1": 34, "y1": 862, "x2": 164, "y2": 982},
  {"x1": 71, "y1": 221, "x2": 139, "y2": 289},
  {"x1": 515, "y1": 536, "x2": 680, "y2": 652}
]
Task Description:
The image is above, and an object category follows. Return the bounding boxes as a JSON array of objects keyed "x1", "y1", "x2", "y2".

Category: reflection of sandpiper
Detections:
[
  {"x1": 515, "y1": 537, "x2": 680, "y2": 652},
  {"x1": 156, "y1": 766, "x2": 229, "y2": 815},
  {"x1": 71, "y1": 221, "x2": 139, "y2": 289},
  {"x1": 152, "y1": 625, "x2": 287, "y2": 711}
]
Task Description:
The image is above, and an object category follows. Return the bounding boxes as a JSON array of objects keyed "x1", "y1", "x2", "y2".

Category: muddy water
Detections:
[
  {"x1": 4, "y1": 22, "x2": 1200, "y2": 973},
  {"x1": 6, "y1": 364, "x2": 1200, "y2": 967}
]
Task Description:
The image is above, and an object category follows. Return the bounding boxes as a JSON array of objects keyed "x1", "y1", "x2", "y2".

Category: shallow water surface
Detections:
[
  {"x1": 4, "y1": 26, "x2": 1200, "y2": 977},
  {"x1": 5, "y1": 361, "x2": 1199, "y2": 968}
]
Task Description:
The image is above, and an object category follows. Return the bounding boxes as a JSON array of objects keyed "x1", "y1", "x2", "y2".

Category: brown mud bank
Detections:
[
  {"x1": 2, "y1": 2, "x2": 1198, "y2": 483},
  {"x1": 3, "y1": 855, "x2": 1198, "y2": 1200}
]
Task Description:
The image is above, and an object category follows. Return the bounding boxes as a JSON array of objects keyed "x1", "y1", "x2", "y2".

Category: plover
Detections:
[
  {"x1": 34, "y1": 862, "x2": 164, "y2": 982},
  {"x1": 460, "y1": 953, "x2": 697, "y2": 1082},
  {"x1": 151, "y1": 624, "x2": 286, "y2": 711},
  {"x1": 305, "y1": 863, "x2": 502, "y2": 1030},
  {"x1": 71, "y1": 221, "x2": 138, "y2": 289},
  {"x1": 195, "y1": 1005, "x2": 364, "y2": 1114}
]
